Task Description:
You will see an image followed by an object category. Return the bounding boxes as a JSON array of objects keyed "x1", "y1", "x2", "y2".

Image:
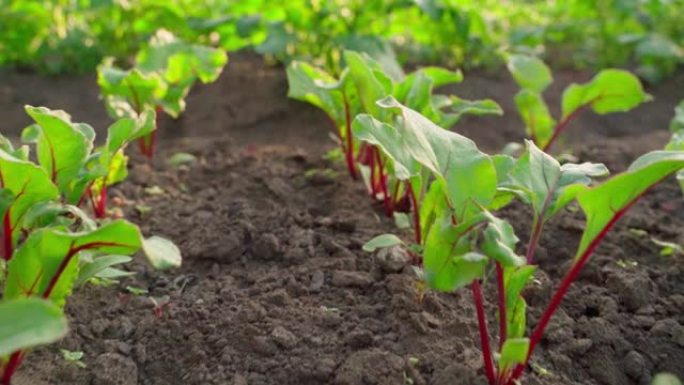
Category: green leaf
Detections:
[
  {"x1": 423, "y1": 213, "x2": 488, "y2": 291},
  {"x1": 377, "y1": 96, "x2": 497, "y2": 221},
  {"x1": 0, "y1": 149, "x2": 60, "y2": 252},
  {"x1": 97, "y1": 60, "x2": 167, "y2": 117},
  {"x1": 286, "y1": 61, "x2": 345, "y2": 126},
  {"x1": 352, "y1": 114, "x2": 420, "y2": 180},
  {"x1": 481, "y1": 213, "x2": 524, "y2": 267},
  {"x1": 504, "y1": 265, "x2": 536, "y2": 338},
  {"x1": 575, "y1": 151, "x2": 684, "y2": 260},
  {"x1": 443, "y1": 96, "x2": 503, "y2": 124},
  {"x1": 344, "y1": 50, "x2": 391, "y2": 118},
  {"x1": 137, "y1": 29, "x2": 228, "y2": 84},
  {"x1": 5, "y1": 220, "x2": 141, "y2": 307},
  {"x1": 0, "y1": 298, "x2": 68, "y2": 356},
  {"x1": 503, "y1": 140, "x2": 608, "y2": 221},
  {"x1": 75, "y1": 255, "x2": 133, "y2": 287},
  {"x1": 514, "y1": 90, "x2": 556, "y2": 148},
  {"x1": 652, "y1": 373, "x2": 682, "y2": 385},
  {"x1": 561, "y1": 70, "x2": 650, "y2": 120},
  {"x1": 142, "y1": 236, "x2": 182, "y2": 270},
  {"x1": 507, "y1": 55, "x2": 552, "y2": 93},
  {"x1": 499, "y1": 338, "x2": 530, "y2": 371},
  {"x1": 24, "y1": 105, "x2": 92, "y2": 197},
  {"x1": 363, "y1": 234, "x2": 403, "y2": 252}
]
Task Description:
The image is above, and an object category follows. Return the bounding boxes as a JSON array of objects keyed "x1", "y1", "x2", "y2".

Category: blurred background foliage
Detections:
[{"x1": 0, "y1": 0, "x2": 682, "y2": 82}]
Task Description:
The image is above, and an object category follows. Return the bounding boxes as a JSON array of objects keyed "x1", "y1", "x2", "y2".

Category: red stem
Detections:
[
  {"x1": 2, "y1": 210, "x2": 12, "y2": 261},
  {"x1": 374, "y1": 149, "x2": 392, "y2": 217},
  {"x1": 94, "y1": 186, "x2": 107, "y2": 219},
  {"x1": 508, "y1": 195, "x2": 646, "y2": 383},
  {"x1": 406, "y1": 182, "x2": 422, "y2": 245},
  {"x1": 342, "y1": 94, "x2": 358, "y2": 180},
  {"x1": 496, "y1": 262, "x2": 507, "y2": 351},
  {"x1": 542, "y1": 105, "x2": 586, "y2": 152},
  {"x1": 369, "y1": 148, "x2": 378, "y2": 197},
  {"x1": 1, "y1": 352, "x2": 23, "y2": 385},
  {"x1": 525, "y1": 217, "x2": 543, "y2": 264},
  {"x1": 472, "y1": 280, "x2": 497, "y2": 385}
]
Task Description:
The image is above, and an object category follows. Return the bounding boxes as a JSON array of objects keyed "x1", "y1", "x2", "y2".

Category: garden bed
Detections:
[{"x1": 2, "y1": 55, "x2": 683, "y2": 385}]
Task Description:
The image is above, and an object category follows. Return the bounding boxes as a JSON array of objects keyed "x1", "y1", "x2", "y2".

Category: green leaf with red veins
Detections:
[
  {"x1": 561, "y1": 69, "x2": 650, "y2": 120},
  {"x1": 514, "y1": 90, "x2": 556, "y2": 148},
  {"x1": 575, "y1": 151, "x2": 684, "y2": 261},
  {"x1": 0, "y1": 150, "x2": 60, "y2": 256},
  {"x1": 24, "y1": 106, "x2": 93, "y2": 198},
  {"x1": 507, "y1": 55, "x2": 552, "y2": 93},
  {"x1": 376, "y1": 96, "x2": 497, "y2": 221},
  {"x1": 0, "y1": 298, "x2": 68, "y2": 356},
  {"x1": 5, "y1": 220, "x2": 141, "y2": 307}
]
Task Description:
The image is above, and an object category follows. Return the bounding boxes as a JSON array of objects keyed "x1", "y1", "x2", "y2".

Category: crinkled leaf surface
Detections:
[{"x1": 377, "y1": 97, "x2": 497, "y2": 221}]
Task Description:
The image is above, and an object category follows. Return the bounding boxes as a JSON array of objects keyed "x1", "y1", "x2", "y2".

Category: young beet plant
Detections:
[
  {"x1": 21, "y1": 105, "x2": 155, "y2": 219},
  {"x1": 287, "y1": 49, "x2": 500, "y2": 219},
  {"x1": 361, "y1": 98, "x2": 684, "y2": 384},
  {"x1": 507, "y1": 54, "x2": 651, "y2": 151},
  {"x1": 0, "y1": 107, "x2": 181, "y2": 385},
  {"x1": 98, "y1": 29, "x2": 228, "y2": 159}
]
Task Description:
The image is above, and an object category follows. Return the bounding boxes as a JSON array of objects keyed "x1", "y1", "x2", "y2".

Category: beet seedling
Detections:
[
  {"x1": 1, "y1": 108, "x2": 182, "y2": 384},
  {"x1": 21, "y1": 105, "x2": 154, "y2": 219},
  {"x1": 288, "y1": 51, "x2": 500, "y2": 220},
  {"x1": 361, "y1": 100, "x2": 684, "y2": 384},
  {"x1": 98, "y1": 29, "x2": 227, "y2": 159},
  {"x1": 507, "y1": 54, "x2": 650, "y2": 151}
]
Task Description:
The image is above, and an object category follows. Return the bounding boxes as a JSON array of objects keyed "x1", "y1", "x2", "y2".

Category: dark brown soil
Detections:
[{"x1": 1, "y1": 55, "x2": 683, "y2": 385}]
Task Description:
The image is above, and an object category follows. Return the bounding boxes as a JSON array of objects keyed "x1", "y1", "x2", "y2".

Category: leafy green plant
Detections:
[
  {"x1": 0, "y1": 105, "x2": 182, "y2": 384},
  {"x1": 507, "y1": 54, "x2": 650, "y2": 151},
  {"x1": 361, "y1": 99, "x2": 684, "y2": 385},
  {"x1": 287, "y1": 50, "x2": 500, "y2": 222},
  {"x1": 20, "y1": 105, "x2": 155, "y2": 219},
  {"x1": 98, "y1": 29, "x2": 227, "y2": 159}
]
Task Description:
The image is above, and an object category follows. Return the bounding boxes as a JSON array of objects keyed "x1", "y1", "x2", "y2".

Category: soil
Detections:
[{"x1": 1, "y1": 55, "x2": 683, "y2": 385}]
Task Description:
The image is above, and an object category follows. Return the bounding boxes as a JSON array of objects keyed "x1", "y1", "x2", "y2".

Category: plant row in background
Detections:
[
  {"x1": 288, "y1": 51, "x2": 684, "y2": 384},
  {"x1": 1, "y1": 0, "x2": 682, "y2": 82}
]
